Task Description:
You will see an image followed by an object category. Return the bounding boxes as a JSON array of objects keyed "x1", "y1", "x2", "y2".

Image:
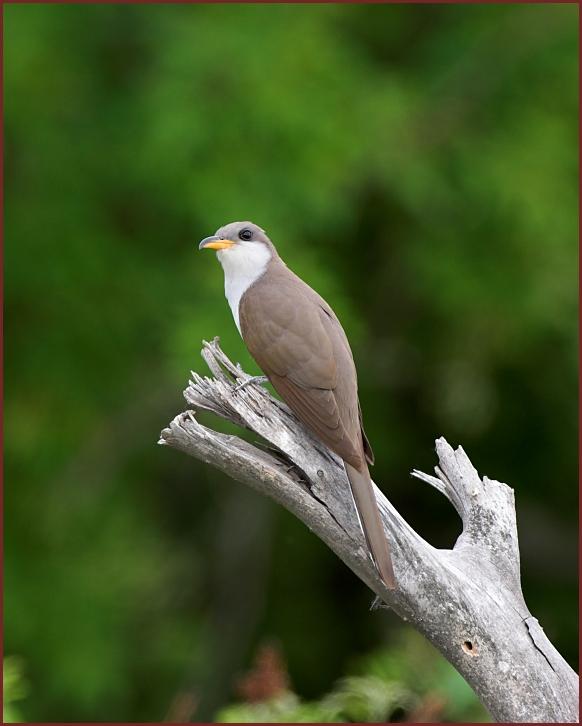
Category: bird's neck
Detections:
[{"x1": 218, "y1": 242, "x2": 273, "y2": 335}]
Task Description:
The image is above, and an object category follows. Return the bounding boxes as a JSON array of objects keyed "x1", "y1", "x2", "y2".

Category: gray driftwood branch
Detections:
[{"x1": 159, "y1": 338, "x2": 578, "y2": 723}]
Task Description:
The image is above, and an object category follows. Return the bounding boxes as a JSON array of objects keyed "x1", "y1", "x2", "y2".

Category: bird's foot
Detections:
[{"x1": 234, "y1": 375, "x2": 269, "y2": 392}]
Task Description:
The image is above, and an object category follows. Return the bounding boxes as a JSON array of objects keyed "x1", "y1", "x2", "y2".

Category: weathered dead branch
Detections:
[{"x1": 159, "y1": 338, "x2": 578, "y2": 723}]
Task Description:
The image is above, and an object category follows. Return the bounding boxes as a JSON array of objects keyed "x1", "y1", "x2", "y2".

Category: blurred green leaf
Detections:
[
  {"x1": 216, "y1": 631, "x2": 490, "y2": 723},
  {"x1": 4, "y1": 657, "x2": 29, "y2": 724}
]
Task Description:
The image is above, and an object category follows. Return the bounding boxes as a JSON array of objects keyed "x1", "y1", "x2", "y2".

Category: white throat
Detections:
[{"x1": 217, "y1": 241, "x2": 272, "y2": 334}]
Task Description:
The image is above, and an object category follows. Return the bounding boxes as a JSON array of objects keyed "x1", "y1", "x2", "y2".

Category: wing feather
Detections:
[{"x1": 240, "y1": 264, "x2": 365, "y2": 467}]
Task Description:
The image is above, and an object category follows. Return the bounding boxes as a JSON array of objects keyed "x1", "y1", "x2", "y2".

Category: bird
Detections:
[{"x1": 199, "y1": 221, "x2": 396, "y2": 589}]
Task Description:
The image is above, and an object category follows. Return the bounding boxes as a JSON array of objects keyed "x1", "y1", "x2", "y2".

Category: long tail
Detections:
[{"x1": 345, "y1": 462, "x2": 396, "y2": 589}]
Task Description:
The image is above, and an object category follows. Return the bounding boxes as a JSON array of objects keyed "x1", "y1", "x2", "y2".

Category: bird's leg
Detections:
[{"x1": 234, "y1": 375, "x2": 269, "y2": 392}]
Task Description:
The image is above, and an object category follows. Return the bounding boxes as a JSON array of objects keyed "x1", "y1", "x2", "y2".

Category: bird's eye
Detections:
[{"x1": 239, "y1": 228, "x2": 253, "y2": 241}]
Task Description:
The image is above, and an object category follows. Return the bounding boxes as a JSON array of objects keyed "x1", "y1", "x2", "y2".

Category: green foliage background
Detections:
[{"x1": 5, "y1": 3, "x2": 577, "y2": 722}]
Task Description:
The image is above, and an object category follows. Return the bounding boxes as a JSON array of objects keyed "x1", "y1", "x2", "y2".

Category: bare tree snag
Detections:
[{"x1": 159, "y1": 338, "x2": 579, "y2": 723}]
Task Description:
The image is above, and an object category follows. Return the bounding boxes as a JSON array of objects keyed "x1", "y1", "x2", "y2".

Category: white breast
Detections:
[{"x1": 217, "y1": 241, "x2": 271, "y2": 335}]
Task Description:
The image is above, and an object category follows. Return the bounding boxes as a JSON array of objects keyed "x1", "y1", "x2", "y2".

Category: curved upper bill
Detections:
[{"x1": 199, "y1": 236, "x2": 235, "y2": 251}]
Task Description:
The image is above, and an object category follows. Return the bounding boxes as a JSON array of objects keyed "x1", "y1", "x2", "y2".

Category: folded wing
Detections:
[{"x1": 239, "y1": 268, "x2": 364, "y2": 468}]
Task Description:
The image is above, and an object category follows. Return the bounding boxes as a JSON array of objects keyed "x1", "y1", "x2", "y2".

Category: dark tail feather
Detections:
[{"x1": 345, "y1": 462, "x2": 396, "y2": 589}]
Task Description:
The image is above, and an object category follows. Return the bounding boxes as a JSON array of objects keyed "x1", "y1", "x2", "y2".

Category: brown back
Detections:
[{"x1": 239, "y1": 258, "x2": 373, "y2": 469}]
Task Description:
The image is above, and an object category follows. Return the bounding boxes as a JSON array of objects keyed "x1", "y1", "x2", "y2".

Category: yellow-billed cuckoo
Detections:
[{"x1": 199, "y1": 221, "x2": 395, "y2": 589}]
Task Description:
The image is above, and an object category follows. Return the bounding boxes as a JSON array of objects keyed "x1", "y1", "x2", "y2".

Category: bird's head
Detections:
[{"x1": 199, "y1": 221, "x2": 277, "y2": 274}]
